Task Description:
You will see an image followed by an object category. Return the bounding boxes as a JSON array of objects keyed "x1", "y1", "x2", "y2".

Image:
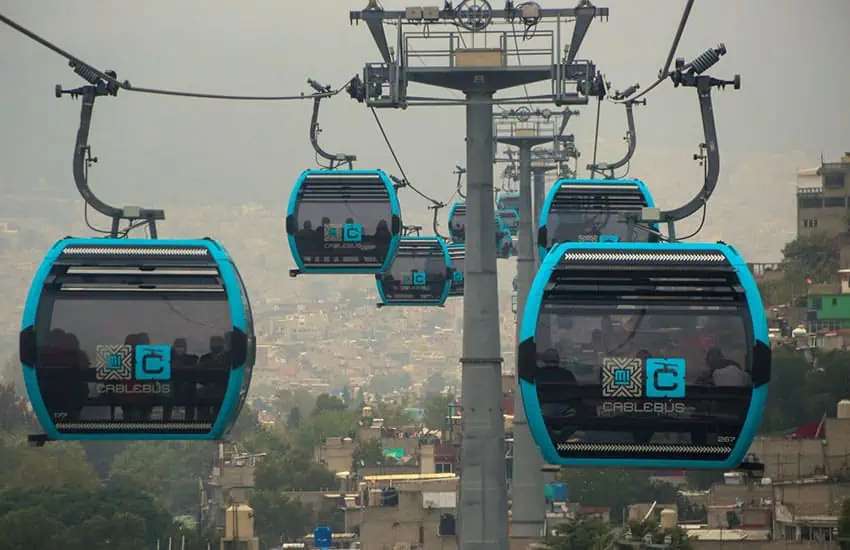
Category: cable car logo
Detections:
[
  {"x1": 601, "y1": 357, "x2": 642, "y2": 398},
  {"x1": 135, "y1": 345, "x2": 172, "y2": 381},
  {"x1": 324, "y1": 223, "x2": 363, "y2": 243},
  {"x1": 646, "y1": 358, "x2": 686, "y2": 399},
  {"x1": 601, "y1": 357, "x2": 687, "y2": 399},
  {"x1": 402, "y1": 271, "x2": 428, "y2": 286},
  {"x1": 94, "y1": 344, "x2": 172, "y2": 382},
  {"x1": 453, "y1": 271, "x2": 464, "y2": 282},
  {"x1": 95, "y1": 345, "x2": 133, "y2": 380}
]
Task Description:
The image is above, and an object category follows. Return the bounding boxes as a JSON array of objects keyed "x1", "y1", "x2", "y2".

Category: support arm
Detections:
[
  {"x1": 660, "y1": 45, "x2": 740, "y2": 224},
  {"x1": 308, "y1": 78, "x2": 357, "y2": 169},
  {"x1": 57, "y1": 70, "x2": 165, "y2": 238},
  {"x1": 587, "y1": 85, "x2": 643, "y2": 177}
]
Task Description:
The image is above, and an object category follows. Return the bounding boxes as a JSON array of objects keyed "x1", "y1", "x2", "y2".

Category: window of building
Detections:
[
  {"x1": 798, "y1": 197, "x2": 824, "y2": 209},
  {"x1": 435, "y1": 463, "x2": 454, "y2": 474},
  {"x1": 812, "y1": 297, "x2": 823, "y2": 309},
  {"x1": 824, "y1": 197, "x2": 846, "y2": 208},
  {"x1": 802, "y1": 219, "x2": 819, "y2": 229},
  {"x1": 824, "y1": 171, "x2": 846, "y2": 189},
  {"x1": 833, "y1": 298, "x2": 838, "y2": 306}
]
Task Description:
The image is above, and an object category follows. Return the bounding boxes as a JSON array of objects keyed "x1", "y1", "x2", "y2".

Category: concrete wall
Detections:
[
  {"x1": 775, "y1": 482, "x2": 850, "y2": 515},
  {"x1": 346, "y1": 479, "x2": 459, "y2": 550},
  {"x1": 749, "y1": 437, "x2": 826, "y2": 481},
  {"x1": 693, "y1": 541, "x2": 837, "y2": 550}
]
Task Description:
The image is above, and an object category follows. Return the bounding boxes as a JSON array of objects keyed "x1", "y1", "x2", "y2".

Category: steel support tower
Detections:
[
  {"x1": 349, "y1": 4, "x2": 607, "y2": 547},
  {"x1": 495, "y1": 116, "x2": 566, "y2": 538}
]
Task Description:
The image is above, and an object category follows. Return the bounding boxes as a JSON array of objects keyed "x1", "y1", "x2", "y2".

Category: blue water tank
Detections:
[{"x1": 548, "y1": 482, "x2": 568, "y2": 502}]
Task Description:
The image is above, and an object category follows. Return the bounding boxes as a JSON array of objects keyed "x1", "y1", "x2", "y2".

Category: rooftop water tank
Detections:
[
  {"x1": 660, "y1": 508, "x2": 678, "y2": 530},
  {"x1": 838, "y1": 399, "x2": 850, "y2": 419},
  {"x1": 224, "y1": 503, "x2": 254, "y2": 540}
]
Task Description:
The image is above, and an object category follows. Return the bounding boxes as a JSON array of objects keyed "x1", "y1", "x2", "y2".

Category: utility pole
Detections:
[
  {"x1": 349, "y1": 4, "x2": 606, "y2": 547},
  {"x1": 495, "y1": 112, "x2": 563, "y2": 540}
]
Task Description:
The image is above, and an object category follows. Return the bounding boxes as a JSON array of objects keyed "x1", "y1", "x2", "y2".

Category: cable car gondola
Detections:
[
  {"x1": 496, "y1": 191, "x2": 520, "y2": 212},
  {"x1": 20, "y1": 238, "x2": 256, "y2": 440},
  {"x1": 448, "y1": 244, "x2": 465, "y2": 298},
  {"x1": 448, "y1": 202, "x2": 467, "y2": 243},
  {"x1": 537, "y1": 179, "x2": 657, "y2": 259},
  {"x1": 518, "y1": 241, "x2": 770, "y2": 469},
  {"x1": 497, "y1": 208, "x2": 520, "y2": 237},
  {"x1": 376, "y1": 236, "x2": 452, "y2": 307},
  {"x1": 497, "y1": 218, "x2": 515, "y2": 260},
  {"x1": 448, "y1": 202, "x2": 513, "y2": 257},
  {"x1": 286, "y1": 169, "x2": 402, "y2": 274}
]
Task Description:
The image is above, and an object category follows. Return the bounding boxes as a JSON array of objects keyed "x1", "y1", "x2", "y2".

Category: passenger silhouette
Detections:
[
  {"x1": 632, "y1": 349, "x2": 655, "y2": 445},
  {"x1": 299, "y1": 220, "x2": 314, "y2": 239},
  {"x1": 172, "y1": 338, "x2": 198, "y2": 367},
  {"x1": 200, "y1": 336, "x2": 228, "y2": 367},
  {"x1": 41, "y1": 328, "x2": 67, "y2": 366},
  {"x1": 168, "y1": 338, "x2": 198, "y2": 422},
  {"x1": 537, "y1": 348, "x2": 580, "y2": 442},
  {"x1": 706, "y1": 347, "x2": 751, "y2": 387},
  {"x1": 375, "y1": 220, "x2": 391, "y2": 239}
]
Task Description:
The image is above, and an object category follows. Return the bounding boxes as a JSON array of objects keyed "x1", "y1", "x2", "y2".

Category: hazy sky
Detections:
[{"x1": 1, "y1": 0, "x2": 848, "y2": 257}]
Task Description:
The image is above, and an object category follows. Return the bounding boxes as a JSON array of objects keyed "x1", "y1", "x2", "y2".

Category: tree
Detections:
[
  {"x1": 254, "y1": 450, "x2": 338, "y2": 492},
  {"x1": 0, "y1": 506, "x2": 67, "y2": 550},
  {"x1": 109, "y1": 441, "x2": 214, "y2": 514},
  {"x1": 295, "y1": 409, "x2": 359, "y2": 451},
  {"x1": 423, "y1": 373, "x2": 446, "y2": 397},
  {"x1": 627, "y1": 520, "x2": 693, "y2": 550},
  {"x1": 313, "y1": 394, "x2": 348, "y2": 416},
  {"x1": 373, "y1": 402, "x2": 411, "y2": 428},
  {"x1": 288, "y1": 406, "x2": 302, "y2": 429},
  {"x1": 838, "y1": 498, "x2": 850, "y2": 550},
  {"x1": 0, "y1": 483, "x2": 176, "y2": 550},
  {"x1": 250, "y1": 491, "x2": 314, "y2": 546},
  {"x1": 424, "y1": 393, "x2": 454, "y2": 430},
  {"x1": 558, "y1": 469, "x2": 679, "y2": 521},
  {"x1": 368, "y1": 371, "x2": 413, "y2": 395},
  {"x1": 352, "y1": 438, "x2": 384, "y2": 469},
  {"x1": 0, "y1": 382, "x2": 34, "y2": 433},
  {"x1": 546, "y1": 517, "x2": 613, "y2": 550},
  {"x1": 781, "y1": 233, "x2": 839, "y2": 284},
  {"x1": 0, "y1": 440, "x2": 99, "y2": 491}
]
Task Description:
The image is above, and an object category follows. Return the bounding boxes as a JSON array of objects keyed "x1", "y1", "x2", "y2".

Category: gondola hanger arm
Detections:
[
  {"x1": 55, "y1": 65, "x2": 165, "y2": 238},
  {"x1": 308, "y1": 77, "x2": 357, "y2": 170},
  {"x1": 658, "y1": 44, "x2": 740, "y2": 229},
  {"x1": 587, "y1": 83, "x2": 644, "y2": 178}
]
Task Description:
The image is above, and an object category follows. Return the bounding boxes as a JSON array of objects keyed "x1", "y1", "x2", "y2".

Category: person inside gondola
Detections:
[
  {"x1": 453, "y1": 223, "x2": 465, "y2": 242},
  {"x1": 299, "y1": 220, "x2": 314, "y2": 239},
  {"x1": 706, "y1": 347, "x2": 751, "y2": 387},
  {"x1": 200, "y1": 336, "x2": 228, "y2": 367},
  {"x1": 537, "y1": 348, "x2": 581, "y2": 442},
  {"x1": 375, "y1": 219, "x2": 391, "y2": 240},
  {"x1": 168, "y1": 338, "x2": 198, "y2": 422},
  {"x1": 632, "y1": 349, "x2": 655, "y2": 445},
  {"x1": 119, "y1": 333, "x2": 143, "y2": 421},
  {"x1": 196, "y1": 335, "x2": 229, "y2": 421}
]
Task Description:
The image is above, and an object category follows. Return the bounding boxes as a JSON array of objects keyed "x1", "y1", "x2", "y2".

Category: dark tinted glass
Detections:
[
  {"x1": 449, "y1": 209, "x2": 467, "y2": 242},
  {"x1": 499, "y1": 210, "x2": 520, "y2": 236},
  {"x1": 533, "y1": 307, "x2": 751, "y2": 458},
  {"x1": 379, "y1": 249, "x2": 449, "y2": 303},
  {"x1": 548, "y1": 210, "x2": 651, "y2": 245},
  {"x1": 294, "y1": 200, "x2": 394, "y2": 267},
  {"x1": 449, "y1": 257, "x2": 465, "y2": 296},
  {"x1": 36, "y1": 294, "x2": 234, "y2": 429},
  {"x1": 499, "y1": 195, "x2": 520, "y2": 211}
]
